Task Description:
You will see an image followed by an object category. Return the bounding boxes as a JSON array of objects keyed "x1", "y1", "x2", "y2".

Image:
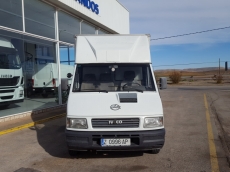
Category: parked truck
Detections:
[
  {"x1": 32, "y1": 63, "x2": 74, "y2": 98},
  {"x1": 0, "y1": 37, "x2": 24, "y2": 108},
  {"x1": 66, "y1": 35, "x2": 165, "y2": 155}
]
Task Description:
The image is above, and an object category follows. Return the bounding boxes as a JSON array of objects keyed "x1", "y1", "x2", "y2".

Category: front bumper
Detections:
[
  {"x1": 66, "y1": 129, "x2": 165, "y2": 151},
  {"x1": 33, "y1": 87, "x2": 55, "y2": 93}
]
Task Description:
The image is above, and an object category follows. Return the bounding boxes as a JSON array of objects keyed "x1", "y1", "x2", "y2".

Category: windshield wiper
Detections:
[
  {"x1": 124, "y1": 87, "x2": 143, "y2": 93},
  {"x1": 81, "y1": 89, "x2": 108, "y2": 93}
]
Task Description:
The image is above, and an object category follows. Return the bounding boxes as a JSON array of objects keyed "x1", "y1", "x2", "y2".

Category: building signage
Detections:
[{"x1": 76, "y1": 0, "x2": 99, "y2": 15}]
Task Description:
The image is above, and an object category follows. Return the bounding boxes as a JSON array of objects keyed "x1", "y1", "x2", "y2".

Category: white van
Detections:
[
  {"x1": 0, "y1": 37, "x2": 24, "y2": 108},
  {"x1": 66, "y1": 35, "x2": 165, "y2": 155},
  {"x1": 32, "y1": 63, "x2": 74, "y2": 97}
]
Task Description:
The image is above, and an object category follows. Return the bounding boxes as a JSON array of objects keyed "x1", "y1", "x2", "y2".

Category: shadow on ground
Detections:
[{"x1": 30, "y1": 116, "x2": 144, "y2": 159}]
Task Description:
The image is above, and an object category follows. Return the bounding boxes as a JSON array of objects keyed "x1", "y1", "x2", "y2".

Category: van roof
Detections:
[{"x1": 75, "y1": 35, "x2": 151, "y2": 64}]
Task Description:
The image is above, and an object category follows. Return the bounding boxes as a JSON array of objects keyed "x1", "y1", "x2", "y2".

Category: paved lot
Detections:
[
  {"x1": 0, "y1": 86, "x2": 230, "y2": 172},
  {"x1": 207, "y1": 88, "x2": 230, "y2": 160},
  {"x1": 0, "y1": 97, "x2": 56, "y2": 117}
]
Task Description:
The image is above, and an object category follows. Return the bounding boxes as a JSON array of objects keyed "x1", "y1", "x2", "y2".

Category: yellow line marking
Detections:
[
  {"x1": 0, "y1": 113, "x2": 66, "y2": 136},
  {"x1": 204, "y1": 94, "x2": 219, "y2": 172}
]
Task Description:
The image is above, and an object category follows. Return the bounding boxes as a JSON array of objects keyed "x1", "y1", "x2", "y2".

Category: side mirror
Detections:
[
  {"x1": 67, "y1": 73, "x2": 73, "y2": 78},
  {"x1": 159, "y1": 77, "x2": 167, "y2": 89}
]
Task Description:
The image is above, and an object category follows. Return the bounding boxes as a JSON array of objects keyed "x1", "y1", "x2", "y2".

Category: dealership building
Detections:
[{"x1": 0, "y1": 0, "x2": 129, "y2": 117}]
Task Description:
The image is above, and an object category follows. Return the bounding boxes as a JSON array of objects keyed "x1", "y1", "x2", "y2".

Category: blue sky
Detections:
[
  {"x1": 119, "y1": 0, "x2": 230, "y2": 70},
  {"x1": 151, "y1": 43, "x2": 230, "y2": 70}
]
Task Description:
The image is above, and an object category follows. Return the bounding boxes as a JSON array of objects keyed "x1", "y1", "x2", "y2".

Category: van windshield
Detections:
[
  {"x1": 72, "y1": 64, "x2": 156, "y2": 92},
  {"x1": 0, "y1": 47, "x2": 21, "y2": 69}
]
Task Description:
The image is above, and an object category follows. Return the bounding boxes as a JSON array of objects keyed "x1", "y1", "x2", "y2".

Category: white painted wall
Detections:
[{"x1": 56, "y1": 0, "x2": 129, "y2": 34}]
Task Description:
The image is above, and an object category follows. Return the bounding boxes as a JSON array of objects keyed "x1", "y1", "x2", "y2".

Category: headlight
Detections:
[
  {"x1": 144, "y1": 117, "x2": 163, "y2": 128},
  {"x1": 67, "y1": 118, "x2": 88, "y2": 129}
]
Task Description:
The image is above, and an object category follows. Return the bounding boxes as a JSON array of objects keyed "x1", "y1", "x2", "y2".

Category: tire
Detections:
[
  {"x1": 148, "y1": 149, "x2": 160, "y2": 154},
  {"x1": 68, "y1": 150, "x2": 78, "y2": 156},
  {"x1": 0, "y1": 104, "x2": 10, "y2": 109}
]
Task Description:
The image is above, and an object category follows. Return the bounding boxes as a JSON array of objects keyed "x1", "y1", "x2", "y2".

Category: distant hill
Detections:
[
  {"x1": 182, "y1": 67, "x2": 224, "y2": 72},
  {"x1": 154, "y1": 67, "x2": 226, "y2": 77},
  {"x1": 155, "y1": 67, "x2": 224, "y2": 72}
]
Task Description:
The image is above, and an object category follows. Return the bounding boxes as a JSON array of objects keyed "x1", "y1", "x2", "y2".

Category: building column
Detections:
[
  {"x1": 21, "y1": 0, "x2": 25, "y2": 32},
  {"x1": 55, "y1": 8, "x2": 62, "y2": 105}
]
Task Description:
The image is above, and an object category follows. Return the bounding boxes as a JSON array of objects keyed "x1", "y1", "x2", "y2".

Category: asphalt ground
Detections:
[
  {"x1": 207, "y1": 87, "x2": 230, "y2": 164},
  {"x1": 0, "y1": 86, "x2": 230, "y2": 172}
]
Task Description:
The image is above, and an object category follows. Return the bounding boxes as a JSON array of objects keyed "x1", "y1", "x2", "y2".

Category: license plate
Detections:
[{"x1": 101, "y1": 138, "x2": 131, "y2": 147}]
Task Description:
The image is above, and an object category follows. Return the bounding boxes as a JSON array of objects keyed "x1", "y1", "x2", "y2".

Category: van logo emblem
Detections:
[
  {"x1": 110, "y1": 104, "x2": 121, "y2": 111},
  {"x1": 109, "y1": 120, "x2": 123, "y2": 125}
]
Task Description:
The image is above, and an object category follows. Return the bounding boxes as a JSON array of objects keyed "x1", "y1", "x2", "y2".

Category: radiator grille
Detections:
[
  {"x1": 92, "y1": 118, "x2": 139, "y2": 128},
  {"x1": 0, "y1": 77, "x2": 20, "y2": 86}
]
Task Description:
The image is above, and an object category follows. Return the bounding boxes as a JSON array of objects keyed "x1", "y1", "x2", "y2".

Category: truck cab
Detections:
[
  {"x1": 66, "y1": 35, "x2": 165, "y2": 155},
  {"x1": 0, "y1": 37, "x2": 24, "y2": 108}
]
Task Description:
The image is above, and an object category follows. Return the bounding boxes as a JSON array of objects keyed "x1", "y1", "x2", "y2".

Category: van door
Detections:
[{"x1": 33, "y1": 62, "x2": 53, "y2": 88}]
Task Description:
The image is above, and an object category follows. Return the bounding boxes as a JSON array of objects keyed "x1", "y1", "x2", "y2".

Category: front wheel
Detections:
[
  {"x1": 68, "y1": 150, "x2": 78, "y2": 156},
  {"x1": 0, "y1": 104, "x2": 10, "y2": 109},
  {"x1": 148, "y1": 149, "x2": 160, "y2": 154}
]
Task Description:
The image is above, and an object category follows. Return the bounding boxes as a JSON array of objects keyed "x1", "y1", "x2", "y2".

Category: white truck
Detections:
[
  {"x1": 32, "y1": 63, "x2": 74, "y2": 98},
  {"x1": 66, "y1": 35, "x2": 165, "y2": 155},
  {"x1": 0, "y1": 37, "x2": 24, "y2": 108}
]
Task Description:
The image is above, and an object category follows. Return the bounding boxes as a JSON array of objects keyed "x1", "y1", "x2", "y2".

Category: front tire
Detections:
[
  {"x1": 0, "y1": 104, "x2": 10, "y2": 109},
  {"x1": 68, "y1": 150, "x2": 78, "y2": 156},
  {"x1": 148, "y1": 149, "x2": 160, "y2": 154}
]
